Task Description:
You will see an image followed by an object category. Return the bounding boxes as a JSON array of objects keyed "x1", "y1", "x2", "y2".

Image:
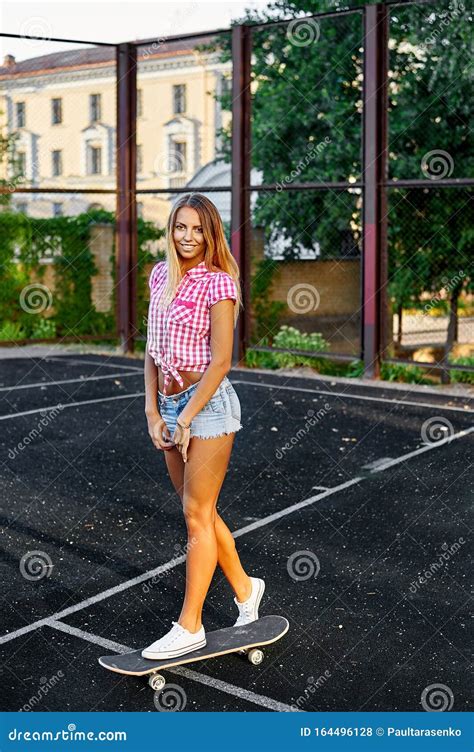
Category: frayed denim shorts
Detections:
[{"x1": 157, "y1": 375, "x2": 242, "y2": 440}]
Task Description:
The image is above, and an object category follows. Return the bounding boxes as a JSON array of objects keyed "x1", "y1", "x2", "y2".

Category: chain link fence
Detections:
[{"x1": 384, "y1": 1, "x2": 473, "y2": 379}]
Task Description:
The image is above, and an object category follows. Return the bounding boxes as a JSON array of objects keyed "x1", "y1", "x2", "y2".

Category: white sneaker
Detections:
[
  {"x1": 141, "y1": 621, "x2": 206, "y2": 660},
  {"x1": 233, "y1": 577, "x2": 265, "y2": 627}
]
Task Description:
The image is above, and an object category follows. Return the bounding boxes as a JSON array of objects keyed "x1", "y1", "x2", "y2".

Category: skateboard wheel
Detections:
[
  {"x1": 148, "y1": 673, "x2": 166, "y2": 691},
  {"x1": 247, "y1": 649, "x2": 264, "y2": 665}
]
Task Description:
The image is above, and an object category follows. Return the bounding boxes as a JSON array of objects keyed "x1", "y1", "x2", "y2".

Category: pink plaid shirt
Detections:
[{"x1": 147, "y1": 260, "x2": 238, "y2": 394}]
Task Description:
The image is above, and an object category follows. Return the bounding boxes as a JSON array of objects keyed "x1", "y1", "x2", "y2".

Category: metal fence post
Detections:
[
  {"x1": 231, "y1": 24, "x2": 252, "y2": 366},
  {"x1": 362, "y1": 4, "x2": 388, "y2": 378},
  {"x1": 116, "y1": 43, "x2": 137, "y2": 355}
]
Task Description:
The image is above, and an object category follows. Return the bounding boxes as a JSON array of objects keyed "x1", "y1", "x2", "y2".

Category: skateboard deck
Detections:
[{"x1": 98, "y1": 615, "x2": 289, "y2": 677}]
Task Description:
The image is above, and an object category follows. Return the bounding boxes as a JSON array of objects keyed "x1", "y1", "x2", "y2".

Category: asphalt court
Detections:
[{"x1": 0, "y1": 354, "x2": 472, "y2": 712}]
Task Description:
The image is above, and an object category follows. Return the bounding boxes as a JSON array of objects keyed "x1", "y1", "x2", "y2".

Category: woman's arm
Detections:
[
  {"x1": 177, "y1": 298, "x2": 235, "y2": 426},
  {"x1": 144, "y1": 349, "x2": 175, "y2": 451},
  {"x1": 144, "y1": 348, "x2": 160, "y2": 417}
]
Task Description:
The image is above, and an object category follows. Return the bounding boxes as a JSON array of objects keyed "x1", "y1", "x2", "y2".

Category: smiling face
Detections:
[{"x1": 173, "y1": 206, "x2": 206, "y2": 264}]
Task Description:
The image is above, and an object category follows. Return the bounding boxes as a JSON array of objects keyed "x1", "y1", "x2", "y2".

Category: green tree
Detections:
[
  {"x1": 387, "y1": 3, "x2": 473, "y2": 377},
  {"x1": 200, "y1": 0, "x2": 364, "y2": 260},
  {"x1": 200, "y1": 0, "x2": 472, "y2": 376}
]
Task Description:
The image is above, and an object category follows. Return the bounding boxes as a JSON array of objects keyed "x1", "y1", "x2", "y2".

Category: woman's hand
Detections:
[
  {"x1": 172, "y1": 419, "x2": 191, "y2": 463},
  {"x1": 147, "y1": 413, "x2": 175, "y2": 451}
]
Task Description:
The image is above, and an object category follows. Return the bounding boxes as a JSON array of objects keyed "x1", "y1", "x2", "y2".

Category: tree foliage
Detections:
[{"x1": 199, "y1": 0, "x2": 472, "y2": 361}]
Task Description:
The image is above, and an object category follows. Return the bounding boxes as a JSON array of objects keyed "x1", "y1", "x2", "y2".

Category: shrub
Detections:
[{"x1": 449, "y1": 356, "x2": 474, "y2": 384}]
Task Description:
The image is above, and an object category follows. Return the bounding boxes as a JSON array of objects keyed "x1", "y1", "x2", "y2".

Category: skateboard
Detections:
[{"x1": 98, "y1": 615, "x2": 289, "y2": 691}]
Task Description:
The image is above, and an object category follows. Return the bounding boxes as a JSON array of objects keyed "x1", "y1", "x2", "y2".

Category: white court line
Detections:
[
  {"x1": 1, "y1": 426, "x2": 471, "y2": 647},
  {"x1": 230, "y1": 379, "x2": 473, "y2": 413},
  {"x1": 46, "y1": 356, "x2": 143, "y2": 372},
  {"x1": 1, "y1": 378, "x2": 472, "y2": 422},
  {"x1": 0, "y1": 392, "x2": 145, "y2": 421},
  {"x1": 0, "y1": 371, "x2": 141, "y2": 393},
  {"x1": 44, "y1": 619, "x2": 300, "y2": 712}
]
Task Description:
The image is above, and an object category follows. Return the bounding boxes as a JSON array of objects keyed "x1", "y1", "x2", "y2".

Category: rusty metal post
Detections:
[
  {"x1": 362, "y1": 4, "x2": 388, "y2": 378},
  {"x1": 231, "y1": 24, "x2": 252, "y2": 366},
  {"x1": 115, "y1": 43, "x2": 137, "y2": 355}
]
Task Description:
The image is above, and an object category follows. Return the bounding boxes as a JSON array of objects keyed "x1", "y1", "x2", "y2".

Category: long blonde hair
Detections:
[{"x1": 158, "y1": 193, "x2": 242, "y2": 327}]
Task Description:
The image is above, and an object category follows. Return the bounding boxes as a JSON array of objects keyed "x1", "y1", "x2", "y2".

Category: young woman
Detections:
[{"x1": 142, "y1": 193, "x2": 265, "y2": 660}]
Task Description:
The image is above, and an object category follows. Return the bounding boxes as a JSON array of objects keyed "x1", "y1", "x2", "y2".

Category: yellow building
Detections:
[{"x1": 0, "y1": 36, "x2": 232, "y2": 225}]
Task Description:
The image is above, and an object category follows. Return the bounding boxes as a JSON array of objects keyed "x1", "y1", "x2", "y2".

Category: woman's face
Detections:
[{"x1": 173, "y1": 206, "x2": 206, "y2": 262}]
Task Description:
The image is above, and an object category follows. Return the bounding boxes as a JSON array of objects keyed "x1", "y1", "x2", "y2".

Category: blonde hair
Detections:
[{"x1": 158, "y1": 193, "x2": 242, "y2": 327}]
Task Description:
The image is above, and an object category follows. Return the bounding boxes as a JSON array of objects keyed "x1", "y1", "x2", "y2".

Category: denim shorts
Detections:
[{"x1": 157, "y1": 375, "x2": 242, "y2": 440}]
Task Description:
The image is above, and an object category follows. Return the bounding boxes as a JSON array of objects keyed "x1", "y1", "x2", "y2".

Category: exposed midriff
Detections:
[{"x1": 157, "y1": 366, "x2": 204, "y2": 395}]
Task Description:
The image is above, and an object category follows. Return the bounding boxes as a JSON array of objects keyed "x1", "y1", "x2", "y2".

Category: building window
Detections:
[
  {"x1": 90, "y1": 93, "x2": 101, "y2": 123},
  {"x1": 221, "y1": 75, "x2": 232, "y2": 99},
  {"x1": 53, "y1": 203, "x2": 63, "y2": 217},
  {"x1": 16, "y1": 151, "x2": 26, "y2": 176},
  {"x1": 173, "y1": 84, "x2": 186, "y2": 115},
  {"x1": 88, "y1": 145, "x2": 102, "y2": 175},
  {"x1": 52, "y1": 150, "x2": 63, "y2": 177},
  {"x1": 16, "y1": 102, "x2": 25, "y2": 128},
  {"x1": 137, "y1": 89, "x2": 143, "y2": 118},
  {"x1": 52, "y1": 98, "x2": 63, "y2": 124},
  {"x1": 17, "y1": 202, "x2": 28, "y2": 215},
  {"x1": 170, "y1": 140, "x2": 186, "y2": 172},
  {"x1": 137, "y1": 144, "x2": 143, "y2": 174},
  {"x1": 137, "y1": 201, "x2": 144, "y2": 218}
]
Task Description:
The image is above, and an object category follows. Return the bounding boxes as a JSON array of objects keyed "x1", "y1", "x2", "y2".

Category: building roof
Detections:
[{"x1": 0, "y1": 34, "x2": 219, "y2": 80}]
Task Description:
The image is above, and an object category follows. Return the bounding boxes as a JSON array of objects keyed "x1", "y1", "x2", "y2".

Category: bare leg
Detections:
[
  {"x1": 163, "y1": 439, "x2": 251, "y2": 630},
  {"x1": 214, "y1": 513, "x2": 252, "y2": 601}
]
